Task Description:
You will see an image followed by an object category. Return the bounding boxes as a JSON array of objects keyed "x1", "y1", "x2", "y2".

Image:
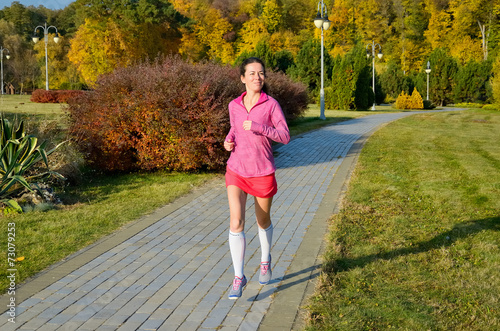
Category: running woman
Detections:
[{"x1": 224, "y1": 57, "x2": 290, "y2": 299}]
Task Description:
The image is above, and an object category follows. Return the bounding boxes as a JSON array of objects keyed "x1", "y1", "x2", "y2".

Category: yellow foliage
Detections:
[
  {"x1": 491, "y1": 56, "x2": 500, "y2": 104},
  {"x1": 268, "y1": 31, "x2": 300, "y2": 56},
  {"x1": 195, "y1": 8, "x2": 234, "y2": 63},
  {"x1": 237, "y1": 18, "x2": 269, "y2": 55},
  {"x1": 261, "y1": 0, "x2": 281, "y2": 34},
  {"x1": 424, "y1": 5, "x2": 453, "y2": 49},
  {"x1": 395, "y1": 88, "x2": 423, "y2": 110},
  {"x1": 449, "y1": 35, "x2": 483, "y2": 65},
  {"x1": 68, "y1": 19, "x2": 127, "y2": 85}
]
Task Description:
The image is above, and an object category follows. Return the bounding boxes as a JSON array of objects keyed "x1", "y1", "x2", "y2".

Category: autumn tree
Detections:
[
  {"x1": 449, "y1": 0, "x2": 499, "y2": 62},
  {"x1": 68, "y1": 0, "x2": 186, "y2": 85}
]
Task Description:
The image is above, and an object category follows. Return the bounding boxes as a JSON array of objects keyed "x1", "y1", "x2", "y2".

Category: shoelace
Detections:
[
  {"x1": 232, "y1": 278, "x2": 243, "y2": 290},
  {"x1": 260, "y1": 262, "x2": 270, "y2": 275}
]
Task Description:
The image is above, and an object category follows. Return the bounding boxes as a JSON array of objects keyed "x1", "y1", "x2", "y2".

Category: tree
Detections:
[
  {"x1": 328, "y1": 43, "x2": 374, "y2": 110},
  {"x1": 427, "y1": 48, "x2": 458, "y2": 106},
  {"x1": 380, "y1": 60, "x2": 414, "y2": 99},
  {"x1": 236, "y1": 17, "x2": 269, "y2": 56},
  {"x1": 490, "y1": 55, "x2": 500, "y2": 103},
  {"x1": 194, "y1": 7, "x2": 234, "y2": 63},
  {"x1": 450, "y1": 0, "x2": 499, "y2": 61},
  {"x1": 261, "y1": 0, "x2": 281, "y2": 34},
  {"x1": 453, "y1": 60, "x2": 492, "y2": 103},
  {"x1": 289, "y1": 38, "x2": 333, "y2": 95}
]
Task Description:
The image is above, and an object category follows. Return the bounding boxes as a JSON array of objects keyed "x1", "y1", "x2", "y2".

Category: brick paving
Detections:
[{"x1": 2, "y1": 111, "x2": 445, "y2": 330}]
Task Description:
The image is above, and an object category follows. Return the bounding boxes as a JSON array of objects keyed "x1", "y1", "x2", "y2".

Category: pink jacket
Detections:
[{"x1": 225, "y1": 92, "x2": 290, "y2": 177}]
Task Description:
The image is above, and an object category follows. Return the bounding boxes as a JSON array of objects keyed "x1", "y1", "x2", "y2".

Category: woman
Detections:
[{"x1": 224, "y1": 57, "x2": 290, "y2": 299}]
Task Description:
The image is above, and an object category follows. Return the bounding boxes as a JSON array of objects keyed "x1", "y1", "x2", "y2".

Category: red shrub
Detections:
[
  {"x1": 31, "y1": 89, "x2": 85, "y2": 103},
  {"x1": 66, "y1": 57, "x2": 307, "y2": 172}
]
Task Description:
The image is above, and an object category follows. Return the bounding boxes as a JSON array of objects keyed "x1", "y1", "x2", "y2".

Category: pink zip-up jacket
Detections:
[{"x1": 225, "y1": 91, "x2": 290, "y2": 177}]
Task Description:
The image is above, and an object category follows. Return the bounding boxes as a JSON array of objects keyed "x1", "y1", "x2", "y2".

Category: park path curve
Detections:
[{"x1": 2, "y1": 110, "x2": 457, "y2": 331}]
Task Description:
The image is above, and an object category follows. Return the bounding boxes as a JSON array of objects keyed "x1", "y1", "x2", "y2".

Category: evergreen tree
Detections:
[
  {"x1": 428, "y1": 48, "x2": 459, "y2": 106},
  {"x1": 453, "y1": 60, "x2": 493, "y2": 103},
  {"x1": 288, "y1": 38, "x2": 332, "y2": 96},
  {"x1": 380, "y1": 60, "x2": 414, "y2": 99},
  {"x1": 328, "y1": 43, "x2": 374, "y2": 110}
]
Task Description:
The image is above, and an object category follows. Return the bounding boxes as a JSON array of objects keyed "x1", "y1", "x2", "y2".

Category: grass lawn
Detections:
[
  {"x1": 305, "y1": 110, "x2": 500, "y2": 330},
  {"x1": 0, "y1": 95, "x2": 382, "y2": 293}
]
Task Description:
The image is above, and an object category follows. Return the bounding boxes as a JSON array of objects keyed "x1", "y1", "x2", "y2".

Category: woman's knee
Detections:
[{"x1": 230, "y1": 218, "x2": 245, "y2": 233}]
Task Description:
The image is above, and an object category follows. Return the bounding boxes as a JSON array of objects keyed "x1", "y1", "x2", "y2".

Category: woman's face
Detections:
[{"x1": 241, "y1": 62, "x2": 265, "y2": 93}]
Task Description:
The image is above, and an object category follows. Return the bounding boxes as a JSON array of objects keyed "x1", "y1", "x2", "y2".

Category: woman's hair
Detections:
[
  {"x1": 239, "y1": 57, "x2": 266, "y2": 77},
  {"x1": 240, "y1": 57, "x2": 268, "y2": 93}
]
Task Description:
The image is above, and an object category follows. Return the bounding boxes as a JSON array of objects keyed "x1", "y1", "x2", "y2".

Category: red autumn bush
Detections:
[
  {"x1": 31, "y1": 89, "x2": 84, "y2": 103},
  {"x1": 66, "y1": 57, "x2": 307, "y2": 172}
]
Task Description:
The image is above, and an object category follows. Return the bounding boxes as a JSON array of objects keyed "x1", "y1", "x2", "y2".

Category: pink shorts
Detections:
[{"x1": 225, "y1": 167, "x2": 278, "y2": 198}]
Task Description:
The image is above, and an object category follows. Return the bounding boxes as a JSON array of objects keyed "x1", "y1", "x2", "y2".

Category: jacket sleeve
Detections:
[
  {"x1": 251, "y1": 103, "x2": 290, "y2": 145},
  {"x1": 225, "y1": 103, "x2": 236, "y2": 142}
]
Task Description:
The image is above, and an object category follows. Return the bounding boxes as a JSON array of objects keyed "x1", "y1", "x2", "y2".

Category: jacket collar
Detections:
[{"x1": 237, "y1": 91, "x2": 269, "y2": 109}]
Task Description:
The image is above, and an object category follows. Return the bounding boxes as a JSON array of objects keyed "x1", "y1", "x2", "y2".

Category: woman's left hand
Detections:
[{"x1": 243, "y1": 120, "x2": 252, "y2": 131}]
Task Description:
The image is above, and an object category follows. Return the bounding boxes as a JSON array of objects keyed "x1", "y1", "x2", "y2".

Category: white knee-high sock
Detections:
[
  {"x1": 229, "y1": 230, "x2": 246, "y2": 278},
  {"x1": 258, "y1": 223, "x2": 273, "y2": 263}
]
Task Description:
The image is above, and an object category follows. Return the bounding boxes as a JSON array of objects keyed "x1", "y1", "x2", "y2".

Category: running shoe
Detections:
[
  {"x1": 228, "y1": 275, "x2": 247, "y2": 299},
  {"x1": 259, "y1": 257, "x2": 272, "y2": 285}
]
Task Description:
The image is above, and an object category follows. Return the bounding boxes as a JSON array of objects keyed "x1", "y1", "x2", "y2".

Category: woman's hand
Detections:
[
  {"x1": 224, "y1": 139, "x2": 235, "y2": 151},
  {"x1": 243, "y1": 120, "x2": 252, "y2": 131}
]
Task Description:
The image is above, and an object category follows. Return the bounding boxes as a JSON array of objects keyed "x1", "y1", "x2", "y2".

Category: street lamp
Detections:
[
  {"x1": 0, "y1": 46, "x2": 10, "y2": 95},
  {"x1": 32, "y1": 22, "x2": 60, "y2": 91},
  {"x1": 425, "y1": 61, "x2": 431, "y2": 101},
  {"x1": 366, "y1": 40, "x2": 383, "y2": 110},
  {"x1": 314, "y1": 0, "x2": 331, "y2": 120}
]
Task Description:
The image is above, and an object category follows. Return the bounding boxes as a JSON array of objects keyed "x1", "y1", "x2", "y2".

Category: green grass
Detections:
[
  {"x1": 0, "y1": 94, "x2": 66, "y2": 121},
  {"x1": 306, "y1": 109, "x2": 500, "y2": 330}
]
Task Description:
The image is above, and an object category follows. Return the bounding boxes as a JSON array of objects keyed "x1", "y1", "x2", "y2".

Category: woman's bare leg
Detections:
[{"x1": 227, "y1": 185, "x2": 248, "y2": 279}]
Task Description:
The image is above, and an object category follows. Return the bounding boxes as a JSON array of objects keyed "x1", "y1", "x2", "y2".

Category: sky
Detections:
[{"x1": 4, "y1": 1, "x2": 74, "y2": 10}]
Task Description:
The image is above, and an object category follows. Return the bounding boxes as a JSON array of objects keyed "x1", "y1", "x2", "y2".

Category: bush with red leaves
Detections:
[
  {"x1": 30, "y1": 89, "x2": 84, "y2": 103},
  {"x1": 66, "y1": 57, "x2": 308, "y2": 172}
]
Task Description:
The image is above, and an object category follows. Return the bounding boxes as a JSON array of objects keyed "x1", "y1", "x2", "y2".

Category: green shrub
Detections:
[
  {"x1": 67, "y1": 57, "x2": 307, "y2": 173},
  {"x1": 482, "y1": 104, "x2": 500, "y2": 111},
  {"x1": 454, "y1": 102, "x2": 484, "y2": 108},
  {"x1": 423, "y1": 100, "x2": 436, "y2": 109},
  {"x1": 0, "y1": 117, "x2": 64, "y2": 201}
]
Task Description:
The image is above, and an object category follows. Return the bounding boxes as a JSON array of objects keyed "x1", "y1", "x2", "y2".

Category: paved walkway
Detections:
[{"x1": 2, "y1": 111, "x2": 443, "y2": 331}]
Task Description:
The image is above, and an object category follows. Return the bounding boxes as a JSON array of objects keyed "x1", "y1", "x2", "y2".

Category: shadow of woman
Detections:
[{"x1": 330, "y1": 216, "x2": 500, "y2": 274}]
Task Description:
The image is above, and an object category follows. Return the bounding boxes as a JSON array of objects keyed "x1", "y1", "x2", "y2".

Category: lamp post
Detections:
[
  {"x1": 314, "y1": 0, "x2": 331, "y2": 120},
  {"x1": 366, "y1": 40, "x2": 383, "y2": 110},
  {"x1": 32, "y1": 22, "x2": 60, "y2": 91},
  {"x1": 0, "y1": 46, "x2": 10, "y2": 95},
  {"x1": 425, "y1": 61, "x2": 431, "y2": 101}
]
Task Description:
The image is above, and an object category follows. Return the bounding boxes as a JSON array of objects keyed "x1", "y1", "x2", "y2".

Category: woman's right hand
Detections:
[{"x1": 224, "y1": 139, "x2": 235, "y2": 151}]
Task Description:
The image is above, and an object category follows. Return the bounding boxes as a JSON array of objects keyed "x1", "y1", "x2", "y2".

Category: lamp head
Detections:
[
  {"x1": 53, "y1": 32, "x2": 60, "y2": 44},
  {"x1": 5, "y1": 54, "x2": 10, "y2": 60},
  {"x1": 322, "y1": 15, "x2": 331, "y2": 30},
  {"x1": 377, "y1": 51, "x2": 383, "y2": 59},
  {"x1": 425, "y1": 61, "x2": 431, "y2": 73},
  {"x1": 32, "y1": 35, "x2": 39, "y2": 43},
  {"x1": 314, "y1": 11, "x2": 324, "y2": 29}
]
